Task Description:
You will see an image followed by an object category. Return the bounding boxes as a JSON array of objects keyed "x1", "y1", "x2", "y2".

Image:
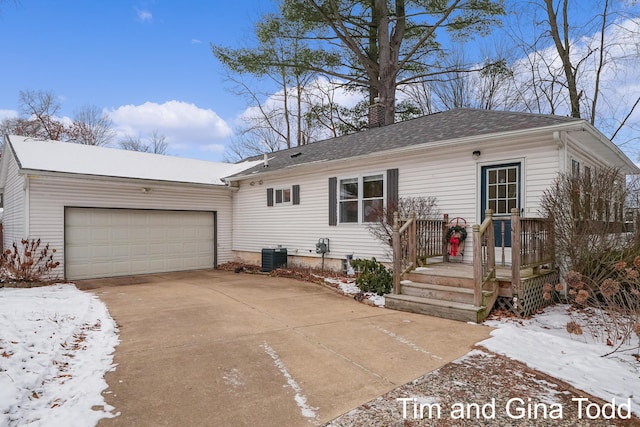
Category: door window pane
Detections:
[{"x1": 486, "y1": 165, "x2": 519, "y2": 215}]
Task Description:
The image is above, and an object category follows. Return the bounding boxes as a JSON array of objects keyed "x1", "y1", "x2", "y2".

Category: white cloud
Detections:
[
  {"x1": 200, "y1": 144, "x2": 225, "y2": 153},
  {"x1": 0, "y1": 109, "x2": 18, "y2": 121},
  {"x1": 136, "y1": 9, "x2": 153, "y2": 23},
  {"x1": 109, "y1": 101, "x2": 232, "y2": 151},
  {"x1": 191, "y1": 39, "x2": 203, "y2": 45}
]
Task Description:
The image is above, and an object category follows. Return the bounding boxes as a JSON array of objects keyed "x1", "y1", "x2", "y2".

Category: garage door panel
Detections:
[
  {"x1": 131, "y1": 228, "x2": 148, "y2": 240},
  {"x1": 149, "y1": 243, "x2": 167, "y2": 255},
  {"x1": 91, "y1": 245, "x2": 112, "y2": 258},
  {"x1": 90, "y1": 228, "x2": 110, "y2": 241},
  {"x1": 65, "y1": 208, "x2": 215, "y2": 280},
  {"x1": 111, "y1": 245, "x2": 131, "y2": 257}
]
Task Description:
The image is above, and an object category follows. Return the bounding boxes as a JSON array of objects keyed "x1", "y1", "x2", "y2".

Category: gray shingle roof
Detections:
[{"x1": 227, "y1": 109, "x2": 582, "y2": 179}]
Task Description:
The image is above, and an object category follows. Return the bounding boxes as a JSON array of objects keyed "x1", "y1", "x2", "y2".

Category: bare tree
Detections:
[
  {"x1": 147, "y1": 130, "x2": 168, "y2": 154},
  {"x1": 400, "y1": 46, "x2": 522, "y2": 114},
  {"x1": 541, "y1": 166, "x2": 640, "y2": 281},
  {"x1": 118, "y1": 130, "x2": 169, "y2": 154},
  {"x1": 509, "y1": 0, "x2": 640, "y2": 143},
  {"x1": 367, "y1": 196, "x2": 440, "y2": 256},
  {"x1": 16, "y1": 90, "x2": 65, "y2": 140},
  {"x1": 119, "y1": 135, "x2": 147, "y2": 152},
  {"x1": 66, "y1": 105, "x2": 115, "y2": 146}
]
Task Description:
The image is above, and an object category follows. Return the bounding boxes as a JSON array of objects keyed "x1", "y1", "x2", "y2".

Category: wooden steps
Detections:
[{"x1": 385, "y1": 264, "x2": 498, "y2": 323}]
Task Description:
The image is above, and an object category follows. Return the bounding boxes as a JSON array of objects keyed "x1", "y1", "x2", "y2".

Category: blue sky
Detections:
[
  {"x1": 1, "y1": 1, "x2": 639, "y2": 163},
  {"x1": 0, "y1": 0, "x2": 279, "y2": 161}
]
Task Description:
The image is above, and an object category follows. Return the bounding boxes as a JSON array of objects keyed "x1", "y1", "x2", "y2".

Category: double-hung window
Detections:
[{"x1": 339, "y1": 174, "x2": 384, "y2": 223}]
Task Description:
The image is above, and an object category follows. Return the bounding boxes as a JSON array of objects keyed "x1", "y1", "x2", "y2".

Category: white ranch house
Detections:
[{"x1": 2, "y1": 109, "x2": 637, "y2": 321}]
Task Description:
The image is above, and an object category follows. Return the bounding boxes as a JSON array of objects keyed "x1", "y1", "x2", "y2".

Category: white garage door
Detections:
[{"x1": 65, "y1": 208, "x2": 215, "y2": 280}]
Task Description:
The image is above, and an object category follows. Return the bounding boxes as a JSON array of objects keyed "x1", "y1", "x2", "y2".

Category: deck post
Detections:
[
  {"x1": 511, "y1": 208, "x2": 521, "y2": 291},
  {"x1": 472, "y1": 224, "x2": 482, "y2": 306},
  {"x1": 485, "y1": 209, "x2": 495, "y2": 275},
  {"x1": 392, "y1": 212, "x2": 401, "y2": 294},
  {"x1": 442, "y1": 213, "x2": 449, "y2": 262},
  {"x1": 408, "y1": 211, "x2": 417, "y2": 270}
]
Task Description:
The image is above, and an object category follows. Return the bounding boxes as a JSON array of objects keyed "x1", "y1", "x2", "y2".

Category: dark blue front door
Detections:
[{"x1": 481, "y1": 163, "x2": 521, "y2": 247}]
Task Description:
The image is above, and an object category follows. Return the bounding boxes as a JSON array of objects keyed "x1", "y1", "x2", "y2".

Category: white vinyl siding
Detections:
[
  {"x1": 232, "y1": 132, "x2": 562, "y2": 264},
  {"x1": 2, "y1": 151, "x2": 26, "y2": 247},
  {"x1": 26, "y1": 175, "x2": 233, "y2": 279}
]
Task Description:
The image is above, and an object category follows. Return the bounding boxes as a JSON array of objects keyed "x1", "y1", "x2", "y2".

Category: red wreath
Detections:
[{"x1": 446, "y1": 219, "x2": 467, "y2": 257}]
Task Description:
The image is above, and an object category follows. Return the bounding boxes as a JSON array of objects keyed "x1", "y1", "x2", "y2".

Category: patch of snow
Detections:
[
  {"x1": 8, "y1": 136, "x2": 261, "y2": 186},
  {"x1": 482, "y1": 304, "x2": 640, "y2": 417},
  {"x1": 323, "y1": 277, "x2": 386, "y2": 307},
  {"x1": 261, "y1": 341, "x2": 318, "y2": 420},
  {"x1": 372, "y1": 325, "x2": 442, "y2": 360},
  {"x1": 367, "y1": 294, "x2": 386, "y2": 307},
  {"x1": 0, "y1": 284, "x2": 119, "y2": 426}
]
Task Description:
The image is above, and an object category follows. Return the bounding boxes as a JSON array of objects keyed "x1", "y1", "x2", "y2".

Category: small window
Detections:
[
  {"x1": 275, "y1": 188, "x2": 291, "y2": 205},
  {"x1": 572, "y1": 159, "x2": 580, "y2": 177}
]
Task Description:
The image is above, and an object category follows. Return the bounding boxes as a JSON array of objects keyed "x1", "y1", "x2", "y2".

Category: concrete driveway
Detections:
[{"x1": 79, "y1": 270, "x2": 492, "y2": 427}]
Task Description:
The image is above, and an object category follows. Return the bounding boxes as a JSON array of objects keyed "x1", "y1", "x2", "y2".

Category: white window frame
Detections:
[
  {"x1": 274, "y1": 186, "x2": 292, "y2": 206},
  {"x1": 338, "y1": 172, "x2": 385, "y2": 224}
]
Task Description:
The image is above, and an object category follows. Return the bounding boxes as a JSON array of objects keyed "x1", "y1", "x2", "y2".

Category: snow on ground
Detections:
[
  {"x1": 481, "y1": 304, "x2": 640, "y2": 417},
  {"x1": 323, "y1": 277, "x2": 386, "y2": 307},
  {"x1": 2, "y1": 278, "x2": 639, "y2": 425},
  {"x1": 0, "y1": 284, "x2": 119, "y2": 427},
  {"x1": 325, "y1": 274, "x2": 640, "y2": 419}
]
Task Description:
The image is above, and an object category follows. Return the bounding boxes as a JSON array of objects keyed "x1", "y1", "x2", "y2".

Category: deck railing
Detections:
[
  {"x1": 391, "y1": 208, "x2": 555, "y2": 304},
  {"x1": 392, "y1": 213, "x2": 448, "y2": 294},
  {"x1": 472, "y1": 210, "x2": 496, "y2": 306},
  {"x1": 392, "y1": 212, "x2": 416, "y2": 294},
  {"x1": 510, "y1": 208, "x2": 555, "y2": 286}
]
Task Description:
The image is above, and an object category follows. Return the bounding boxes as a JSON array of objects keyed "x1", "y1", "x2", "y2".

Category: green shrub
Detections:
[{"x1": 349, "y1": 257, "x2": 392, "y2": 295}]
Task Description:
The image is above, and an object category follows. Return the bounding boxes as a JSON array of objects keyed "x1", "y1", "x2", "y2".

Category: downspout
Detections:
[
  {"x1": 23, "y1": 176, "x2": 30, "y2": 237},
  {"x1": 553, "y1": 131, "x2": 568, "y2": 172}
]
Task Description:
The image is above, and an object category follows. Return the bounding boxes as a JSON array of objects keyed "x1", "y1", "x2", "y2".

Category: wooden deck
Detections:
[
  {"x1": 390, "y1": 210, "x2": 557, "y2": 322},
  {"x1": 386, "y1": 261, "x2": 557, "y2": 322}
]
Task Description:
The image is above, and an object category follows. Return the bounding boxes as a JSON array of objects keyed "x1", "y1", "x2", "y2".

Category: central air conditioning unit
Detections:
[{"x1": 261, "y1": 248, "x2": 287, "y2": 272}]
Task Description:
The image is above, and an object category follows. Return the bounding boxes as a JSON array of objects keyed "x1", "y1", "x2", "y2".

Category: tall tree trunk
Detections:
[{"x1": 545, "y1": 0, "x2": 581, "y2": 118}]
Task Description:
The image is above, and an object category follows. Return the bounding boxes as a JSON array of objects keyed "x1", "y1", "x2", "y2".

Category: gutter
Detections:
[{"x1": 553, "y1": 131, "x2": 568, "y2": 172}]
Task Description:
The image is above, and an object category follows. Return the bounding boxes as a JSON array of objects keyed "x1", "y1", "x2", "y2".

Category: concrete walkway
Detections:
[{"x1": 80, "y1": 270, "x2": 492, "y2": 427}]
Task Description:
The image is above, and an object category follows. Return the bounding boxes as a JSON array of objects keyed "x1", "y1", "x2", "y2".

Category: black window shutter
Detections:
[
  {"x1": 328, "y1": 177, "x2": 337, "y2": 226},
  {"x1": 386, "y1": 168, "x2": 399, "y2": 221},
  {"x1": 292, "y1": 185, "x2": 300, "y2": 205},
  {"x1": 267, "y1": 188, "x2": 274, "y2": 207}
]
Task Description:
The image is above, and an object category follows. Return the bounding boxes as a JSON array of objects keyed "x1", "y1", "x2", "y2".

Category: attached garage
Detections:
[
  {"x1": 65, "y1": 208, "x2": 216, "y2": 280},
  {"x1": 0, "y1": 136, "x2": 261, "y2": 280}
]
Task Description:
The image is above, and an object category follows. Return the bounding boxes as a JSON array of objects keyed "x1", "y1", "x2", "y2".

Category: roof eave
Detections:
[
  {"x1": 225, "y1": 121, "x2": 589, "y2": 181},
  {"x1": 579, "y1": 125, "x2": 640, "y2": 174},
  {"x1": 19, "y1": 168, "x2": 232, "y2": 189}
]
